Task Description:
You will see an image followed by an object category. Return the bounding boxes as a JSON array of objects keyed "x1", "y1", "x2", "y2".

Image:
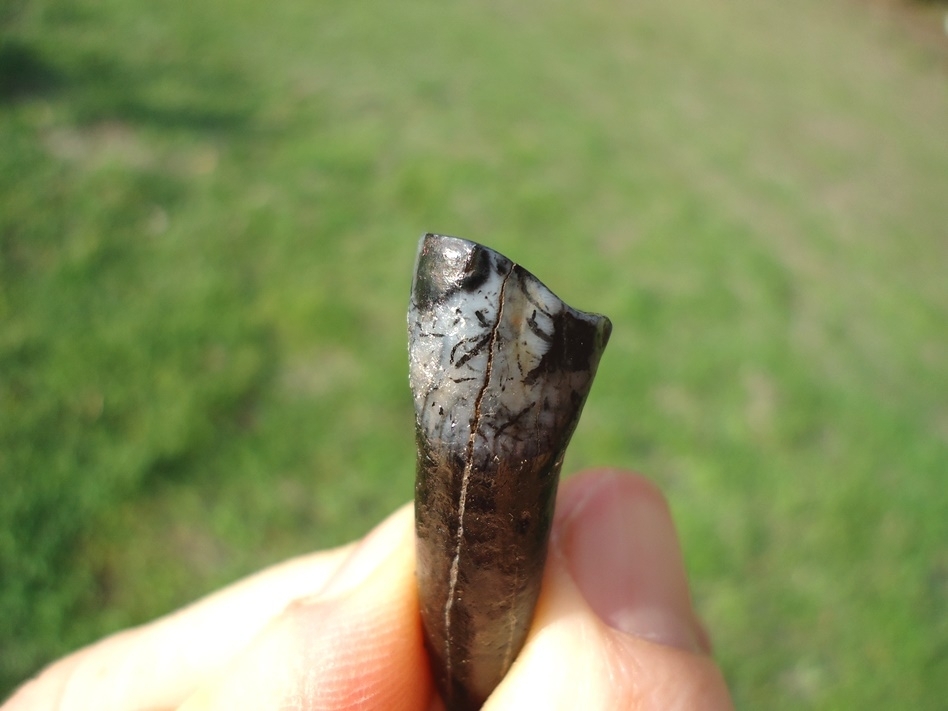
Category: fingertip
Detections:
[
  {"x1": 491, "y1": 495, "x2": 734, "y2": 710},
  {"x1": 317, "y1": 502, "x2": 415, "y2": 599},
  {"x1": 553, "y1": 468, "x2": 707, "y2": 655},
  {"x1": 556, "y1": 468, "x2": 667, "y2": 526},
  {"x1": 178, "y1": 505, "x2": 433, "y2": 711}
]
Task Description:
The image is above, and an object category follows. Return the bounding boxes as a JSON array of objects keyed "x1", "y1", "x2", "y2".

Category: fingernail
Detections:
[{"x1": 558, "y1": 472, "x2": 705, "y2": 653}]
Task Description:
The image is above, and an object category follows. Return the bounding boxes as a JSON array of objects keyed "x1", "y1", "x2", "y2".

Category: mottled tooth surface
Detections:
[{"x1": 409, "y1": 233, "x2": 612, "y2": 711}]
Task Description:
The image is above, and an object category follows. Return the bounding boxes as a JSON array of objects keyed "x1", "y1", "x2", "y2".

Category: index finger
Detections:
[{"x1": 2, "y1": 532, "x2": 360, "y2": 711}]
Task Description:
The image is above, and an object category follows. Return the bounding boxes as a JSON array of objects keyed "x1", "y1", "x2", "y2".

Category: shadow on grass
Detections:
[
  {"x1": 0, "y1": 40, "x2": 62, "y2": 102},
  {"x1": 65, "y1": 52, "x2": 256, "y2": 131},
  {"x1": 1, "y1": 35, "x2": 256, "y2": 132}
]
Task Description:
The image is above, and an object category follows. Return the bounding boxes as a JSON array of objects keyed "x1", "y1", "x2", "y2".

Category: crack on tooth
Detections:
[{"x1": 442, "y1": 260, "x2": 514, "y2": 692}]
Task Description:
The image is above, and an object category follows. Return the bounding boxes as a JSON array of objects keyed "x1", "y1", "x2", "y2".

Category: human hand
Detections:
[{"x1": 4, "y1": 469, "x2": 734, "y2": 710}]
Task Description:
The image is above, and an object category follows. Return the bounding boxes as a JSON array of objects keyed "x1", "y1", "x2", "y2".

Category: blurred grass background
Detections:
[{"x1": 2, "y1": 0, "x2": 947, "y2": 706}]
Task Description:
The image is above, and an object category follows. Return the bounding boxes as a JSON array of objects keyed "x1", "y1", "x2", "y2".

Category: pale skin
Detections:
[{"x1": 3, "y1": 469, "x2": 735, "y2": 710}]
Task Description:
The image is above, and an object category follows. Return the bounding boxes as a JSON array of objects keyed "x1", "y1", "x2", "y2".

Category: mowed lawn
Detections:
[{"x1": 2, "y1": 0, "x2": 947, "y2": 706}]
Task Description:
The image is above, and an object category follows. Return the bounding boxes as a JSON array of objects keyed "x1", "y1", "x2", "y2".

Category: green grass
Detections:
[{"x1": 2, "y1": 0, "x2": 947, "y2": 706}]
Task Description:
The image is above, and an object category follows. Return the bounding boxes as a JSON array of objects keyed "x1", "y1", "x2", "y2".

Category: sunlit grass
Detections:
[{"x1": 2, "y1": 0, "x2": 947, "y2": 706}]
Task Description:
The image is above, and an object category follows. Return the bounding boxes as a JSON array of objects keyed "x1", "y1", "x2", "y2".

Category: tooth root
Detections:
[{"x1": 409, "y1": 233, "x2": 612, "y2": 711}]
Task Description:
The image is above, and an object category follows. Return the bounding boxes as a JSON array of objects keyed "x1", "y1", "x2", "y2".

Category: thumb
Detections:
[
  {"x1": 178, "y1": 504, "x2": 434, "y2": 711},
  {"x1": 489, "y1": 470, "x2": 733, "y2": 710}
]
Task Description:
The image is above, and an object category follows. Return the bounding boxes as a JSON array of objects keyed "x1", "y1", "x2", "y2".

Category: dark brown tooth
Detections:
[{"x1": 408, "y1": 233, "x2": 611, "y2": 711}]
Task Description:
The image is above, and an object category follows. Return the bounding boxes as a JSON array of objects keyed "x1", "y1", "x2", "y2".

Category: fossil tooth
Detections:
[{"x1": 408, "y1": 233, "x2": 611, "y2": 711}]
